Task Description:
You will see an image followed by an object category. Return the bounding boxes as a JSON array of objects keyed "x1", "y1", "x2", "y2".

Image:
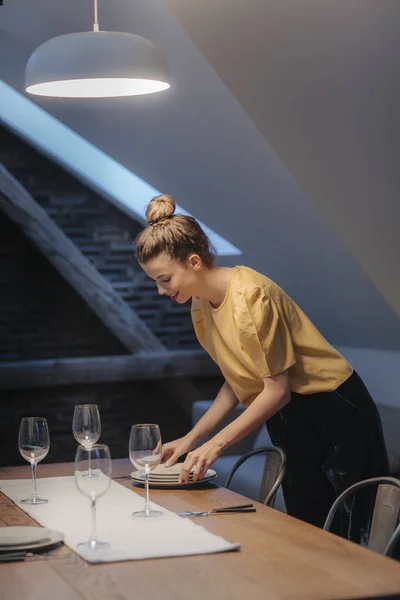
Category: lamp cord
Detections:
[{"x1": 93, "y1": 0, "x2": 99, "y2": 32}]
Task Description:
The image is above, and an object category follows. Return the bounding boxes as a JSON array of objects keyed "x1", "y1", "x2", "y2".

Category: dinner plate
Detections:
[
  {"x1": 144, "y1": 464, "x2": 202, "y2": 481},
  {"x1": 147, "y1": 474, "x2": 196, "y2": 481},
  {"x1": 131, "y1": 469, "x2": 217, "y2": 489},
  {"x1": 0, "y1": 527, "x2": 64, "y2": 552},
  {"x1": 147, "y1": 479, "x2": 196, "y2": 484},
  {"x1": 0, "y1": 526, "x2": 51, "y2": 547},
  {"x1": 148, "y1": 464, "x2": 187, "y2": 477}
]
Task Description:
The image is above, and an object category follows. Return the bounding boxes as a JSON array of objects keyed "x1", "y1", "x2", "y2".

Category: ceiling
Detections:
[{"x1": 0, "y1": 0, "x2": 399, "y2": 351}]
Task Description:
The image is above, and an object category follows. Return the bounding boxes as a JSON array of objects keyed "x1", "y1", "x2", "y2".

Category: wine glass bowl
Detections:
[
  {"x1": 18, "y1": 417, "x2": 50, "y2": 505},
  {"x1": 73, "y1": 404, "x2": 101, "y2": 477},
  {"x1": 75, "y1": 444, "x2": 111, "y2": 552},
  {"x1": 72, "y1": 404, "x2": 101, "y2": 447},
  {"x1": 129, "y1": 424, "x2": 162, "y2": 518}
]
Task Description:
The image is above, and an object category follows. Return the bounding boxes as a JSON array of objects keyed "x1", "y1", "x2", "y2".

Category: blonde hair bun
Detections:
[
  {"x1": 136, "y1": 194, "x2": 216, "y2": 266},
  {"x1": 146, "y1": 194, "x2": 176, "y2": 225}
]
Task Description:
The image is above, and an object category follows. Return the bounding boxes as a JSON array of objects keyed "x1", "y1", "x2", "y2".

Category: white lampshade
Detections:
[{"x1": 25, "y1": 31, "x2": 170, "y2": 98}]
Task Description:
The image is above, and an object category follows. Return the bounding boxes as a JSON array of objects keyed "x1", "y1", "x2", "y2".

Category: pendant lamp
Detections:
[{"x1": 25, "y1": 0, "x2": 170, "y2": 98}]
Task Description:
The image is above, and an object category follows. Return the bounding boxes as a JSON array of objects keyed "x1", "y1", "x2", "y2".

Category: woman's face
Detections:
[{"x1": 140, "y1": 252, "x2": 201, "y2": 304}]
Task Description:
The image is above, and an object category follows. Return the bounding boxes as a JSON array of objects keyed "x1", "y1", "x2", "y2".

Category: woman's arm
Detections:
[
  {"x1": 185, "y1": 380, "x2": 239, "y2": 447},
  {"x1": 161, "y1": 381, "x2": 239, "y2": 465},
  {"x1": 179, "y1": 370, "x2": 290, "y2": 482}
]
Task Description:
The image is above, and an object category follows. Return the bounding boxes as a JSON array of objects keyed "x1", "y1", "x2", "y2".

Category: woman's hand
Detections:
[
  {"x1": 179, "y1": 437, "x2": 228, "y2": 483},
  {"x1": 161, "y1": 436, "x2": 194, "y2": 466}
]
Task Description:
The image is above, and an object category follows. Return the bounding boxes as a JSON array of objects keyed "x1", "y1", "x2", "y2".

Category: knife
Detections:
[{"x1": 0, "y1": 551, "x2": 27, "y2": 562}]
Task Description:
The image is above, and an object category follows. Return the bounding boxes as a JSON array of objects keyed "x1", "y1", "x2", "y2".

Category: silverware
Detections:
[
  {"x1": 0, "y1": 552, "x2": 26, "y2": 562},
  {"x1": 178, "y1": 503, "x2": 255, "y2": 517},
  {"x1": 0, "y1": 550, "x2": 69, "y2": 562}
]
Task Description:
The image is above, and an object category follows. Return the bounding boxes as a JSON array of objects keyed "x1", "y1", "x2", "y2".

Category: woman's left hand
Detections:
[{"x1": 179, "y1": 438, "x2": 227, "y2": 483}]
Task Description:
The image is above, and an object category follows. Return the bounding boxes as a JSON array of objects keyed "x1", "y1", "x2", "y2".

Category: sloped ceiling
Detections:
[
  {"x1": 166, "y1": 0, "x2": 400, "y2": 316},
  {"x1": 0, "y1": 0, "x2": 399, "y2": 351}
]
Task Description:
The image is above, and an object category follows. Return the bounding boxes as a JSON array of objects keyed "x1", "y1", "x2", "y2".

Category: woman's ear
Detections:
[{"x1": 188, "y1": 254, "x2": 201, "y2": 271}]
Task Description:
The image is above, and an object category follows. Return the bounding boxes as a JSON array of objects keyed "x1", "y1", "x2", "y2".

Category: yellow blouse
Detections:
[{"x1": 191, "y1": 266, "x2": 353, "y2": 407}]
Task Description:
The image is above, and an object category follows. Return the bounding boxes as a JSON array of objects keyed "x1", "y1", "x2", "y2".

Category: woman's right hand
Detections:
[{"x1": 161, "y1": 436, "x2": 194, "y2": 467}]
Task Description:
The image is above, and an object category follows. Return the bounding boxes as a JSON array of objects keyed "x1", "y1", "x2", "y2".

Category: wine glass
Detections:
[
  {"x1": 129, "y1": 424, "x2": 162, "y2": 518},
  {"x1": 72, "y1": 404, "x2": 101, "y2": 478},
  {"x1": 18, "y1": 417, "x2": 50, "y2": 505},
  {"x1": 74, "y1": 444, "x2": 112, "y2": 552}
]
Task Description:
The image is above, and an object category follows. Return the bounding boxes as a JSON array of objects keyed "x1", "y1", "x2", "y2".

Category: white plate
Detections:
[
  {"x1": 131, "y1": 469, "x2": 217, "y2": 489},
  {"x1": 149, "y1": 464, "x2": 187, "y2": 477},
  {"x1": 147, "y1": 478, "x2": 195, "y2": 483},
  {"x1": 144, "y1": 463, "x2": 206, "y2": 482},
  {"x1": 0, "y1": 527, "x2": 64, "y2": 552},
  {"x1": 147, "y1": 474, "x2": 196, "y2": 481},
  {"x1": 0, "y1": 526, "x2": 51, "y2": 547}
]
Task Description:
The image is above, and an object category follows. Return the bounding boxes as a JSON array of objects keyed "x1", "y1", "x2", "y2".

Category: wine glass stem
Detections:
[
  {"x1": 31, "y1": 461, "x2": 38, "y2": 499},
  {"x1": 89, "y1": 498, "x2": 97, "y2": 548},
  {"x1": 88, "y1": 448, "x2": 92, "y2": 477},
  {"x1": 144, "y1": 466, "x2": 150, "y2": 516}
]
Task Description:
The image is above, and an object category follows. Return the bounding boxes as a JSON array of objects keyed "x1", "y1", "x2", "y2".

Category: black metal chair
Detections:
[
  {"x1": 323, "y1": 476, "x2": 400, "y2": 557},
  {"x1": 224, "y1": 446, "x2": 286, "y2": 507}
]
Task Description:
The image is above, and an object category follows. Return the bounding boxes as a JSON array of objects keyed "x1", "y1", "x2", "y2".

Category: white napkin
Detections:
[{"x1": 0, "y1": 477, "x2": 240, "y2": 563}]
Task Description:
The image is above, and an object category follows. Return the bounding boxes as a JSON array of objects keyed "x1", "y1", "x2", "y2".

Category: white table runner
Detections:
[{"x1": 0, "y1": 477, "x2": 240, "y2": 563}]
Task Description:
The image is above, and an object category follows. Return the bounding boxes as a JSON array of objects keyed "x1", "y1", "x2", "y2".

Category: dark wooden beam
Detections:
[
  {"x1": 0, "y1": 164, "x2": 165, "y2": 353},
  {"x1": 0, "y1": 351, "x2": 220, "y2": 389}
]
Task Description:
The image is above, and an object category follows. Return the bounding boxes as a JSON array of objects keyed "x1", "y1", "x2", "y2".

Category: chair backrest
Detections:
[
  {"x1": 323, "y1": 476, "x2": 400, "y2": 555},
  {"x1": 224, "y1": 445, "x2": 286, "y2": 508},
  {"x1": 259, "y1": 447, "x2": 286, "y2": 507},
  {"x1": 385, "y1": 522, "x2": 400, "y2": 557},
  {"x1": 369, "y1": 484, "x2": 400, "y2": 553}
]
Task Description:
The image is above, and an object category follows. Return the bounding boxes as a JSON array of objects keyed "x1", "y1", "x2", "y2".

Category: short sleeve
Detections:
[{"x1": 236, "y1": 285, "x2": 296, "y2": 378}]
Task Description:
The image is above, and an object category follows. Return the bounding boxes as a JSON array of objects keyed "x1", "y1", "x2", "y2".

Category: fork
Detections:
[
  {"x1": 178, "y1": 503, "x2": 255, "y2": 516},
  {"x1": 0, "y1": 551, "x2": 69, "y2": 562}
]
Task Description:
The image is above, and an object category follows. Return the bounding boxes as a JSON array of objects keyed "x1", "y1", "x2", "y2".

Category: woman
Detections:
[{"x1": 136, "y1": 194, "x2": 389, "y2": 544}]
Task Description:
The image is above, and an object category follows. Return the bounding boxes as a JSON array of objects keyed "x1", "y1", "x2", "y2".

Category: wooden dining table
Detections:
[{"x1": 1, "y1": 459, "x2": 400, "y2": 600}]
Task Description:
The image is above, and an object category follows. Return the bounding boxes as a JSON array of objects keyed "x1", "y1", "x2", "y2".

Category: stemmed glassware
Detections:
[
  {"x1": 72, "y1": 404, "x2": 101, "y2": 478},
  {"x1": 18, "y1": 417, "x2": 50, "y2": 505},
  {"x1": 74, "y1": 444, "x2": 112, "y2": 552},
  {"x1": 129, "y1": 424, "x2": 162, "y2": 518}
]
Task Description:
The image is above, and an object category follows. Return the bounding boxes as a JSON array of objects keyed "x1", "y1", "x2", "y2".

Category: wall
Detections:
[
  {"x1": 338, "y1": 346, "x2": 400, "y2": 410},
  {"x1": 0, "y1": 126, "x2": 224, "y2": 467},
  {"x1": 0, "y1": 380, "x2": 195, "y2": 467},
  {"x1": 2, "y1": 0, "x2": 399, "y2": 353}
]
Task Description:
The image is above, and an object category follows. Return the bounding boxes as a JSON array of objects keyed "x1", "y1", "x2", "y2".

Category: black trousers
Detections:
[{"x1": 266, "y1": 371, "x2": 389, "y2": 545}]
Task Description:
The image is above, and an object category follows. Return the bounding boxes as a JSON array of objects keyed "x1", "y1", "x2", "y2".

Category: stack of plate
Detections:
[
  {"x1": 130, "y1": 463, "x2": 217, "y2": 488},
  {"x1": 0, "y1": 526, "x2": 64, "y2": 552}
]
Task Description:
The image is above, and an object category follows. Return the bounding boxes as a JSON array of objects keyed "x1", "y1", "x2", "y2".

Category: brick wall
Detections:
[
  {"x1": 0, "y1": 381, "x2": 187, "y2": 467},
  {"x1": 0, "y1": 376, "x2": 226, "y2": 467},
  {"x1": 0, "y1": 213, "x2": 127, "y2": 360},
  {"x1": 0, "y1": 124, "x2": 224, "y2": 466},
  {"x1": 0, "y1": 124, "x2": 198, "y2": 350}
]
